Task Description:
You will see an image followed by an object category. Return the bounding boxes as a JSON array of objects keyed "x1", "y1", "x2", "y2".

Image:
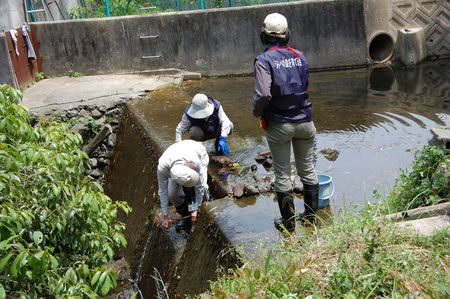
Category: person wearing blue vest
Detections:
[
  {"x1": 251, "y1": 13, "x2": 319, "y2": 233},
  {"x1": 176, "y1": 93, "x2": 234, "y2": 155}
]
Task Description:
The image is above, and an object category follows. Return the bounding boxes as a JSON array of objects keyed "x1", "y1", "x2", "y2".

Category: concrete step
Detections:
[
  {"x1": 376, "y1": 201, "x2": 450, "y2": 236},
  {"x1": 393, "y1": 214, "x2": 450, "y2": 236}
]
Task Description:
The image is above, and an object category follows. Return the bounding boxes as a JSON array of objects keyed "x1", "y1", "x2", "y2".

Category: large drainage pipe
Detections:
[{"x1": 368, "y1": 32, "x2": 395, "y2": 63}]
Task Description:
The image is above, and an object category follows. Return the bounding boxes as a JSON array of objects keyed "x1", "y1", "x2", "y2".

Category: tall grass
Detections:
[
  {"x1": 196, "y1": 204, "x2": 450, "y2": 298},
  {"x1": 192, "y1": 138, "x2": 450, "y2": 298}
]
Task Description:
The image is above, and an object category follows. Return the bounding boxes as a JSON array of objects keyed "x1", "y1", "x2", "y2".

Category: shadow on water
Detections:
[{"x1": 132, "y1": 59, "x2": 449, "y2": 215}]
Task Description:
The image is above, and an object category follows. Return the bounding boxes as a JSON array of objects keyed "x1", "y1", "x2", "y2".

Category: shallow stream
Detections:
[{"x1": 134, "y1": 60, "x2": 449, "y2": 212}]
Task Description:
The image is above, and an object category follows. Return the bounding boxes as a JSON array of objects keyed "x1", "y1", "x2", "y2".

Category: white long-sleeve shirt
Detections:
[
  {"x1": 157, "y1": 140, "x2": 209, "y2": 216},
  {"x1": 175, "y1": 105, "x2": 233, "y2": 142}
]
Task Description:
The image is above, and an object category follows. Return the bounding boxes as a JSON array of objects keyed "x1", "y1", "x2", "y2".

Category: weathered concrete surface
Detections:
[
  {"x1": 364, "y1": 0, "x2": 396, "y2": 63},
  {"x1": 0, "y1": 33, "x2": 17, "y2": 88},
  {"x1": 0, "y1": 0, "x2": 24, "y2": 32},
  {"x1": 394, "y1": 215, "x2": 450, "y2": 237},
  {"x1": 22, "y1": 71, "x2": 183, "y2": 117},
  {"x1": 376, "y1": 202, "x2": 450, "y2": 236},
  {"x1": 32, "y1": 0, "x2": 367, "y2": 77},
  {"x1": 396, "y1": 27, "x2": 427, "y2": 66},
  {"x1": 430, "y1": 128, "x2": 450, "y2": 153},
  {"x1": 376, "y1": 202, "x2": 450, "y2": 222},
  {"x1": 104, "y1": 103, "x2": 238, "y2": 298}
]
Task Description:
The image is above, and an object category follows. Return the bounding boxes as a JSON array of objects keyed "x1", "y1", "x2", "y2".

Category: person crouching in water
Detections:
[
  {"x1": 176, "y1": 93, "x2": 234, "y2": 155},
  {"x1": 251, "y1": 13, "x2": 319, "y2": 233},
  {"x1": 157, "y1": 140, "x2": 209, "y2": 231}
]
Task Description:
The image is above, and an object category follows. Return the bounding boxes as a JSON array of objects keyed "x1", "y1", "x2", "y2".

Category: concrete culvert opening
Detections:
[{"x1": 368, "y1": 33, "x2": 395, "y2": 63}]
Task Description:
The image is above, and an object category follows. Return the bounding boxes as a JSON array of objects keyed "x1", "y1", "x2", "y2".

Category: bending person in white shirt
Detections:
[{"x1": 157, "y1": 140, "x2": 209, "y2": 231}]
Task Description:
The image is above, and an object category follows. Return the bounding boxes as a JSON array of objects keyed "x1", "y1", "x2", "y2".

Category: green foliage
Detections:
[
  {"x1": 377, "y1": 143, "x2": 450, "y2": 214},
  {"x1": 204, "y1": 205, "x2": 450, "y2": 298},
  {"x1": 68, "y1": 117, "x2": 102, "y2": 135},
  {"x1": 0, "y1": 84, "x2": 131, "y2": 297},
  {"x1": 69, "y1": 0, "x2": 160, "y2": 19},
  {"x1": 199, "y1": 142, "x2": 450, "y2": 298},
  {"x1": 34, "y1": 72, "x2": 45, "y2": 82},
  {"x1": 68, "y1": 69, "x2": 84, "y2": 78}
]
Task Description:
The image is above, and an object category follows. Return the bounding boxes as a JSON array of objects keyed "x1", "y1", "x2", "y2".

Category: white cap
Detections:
[
  {"x1": 262, "y1": 13, "x2": 288, "y2": 38},
  {"x1": 187, "y1": 94, "x2": 214, "y2": 119},
  {"x1": 170, "y1": 164, "x2": 199, "y2": 187}
]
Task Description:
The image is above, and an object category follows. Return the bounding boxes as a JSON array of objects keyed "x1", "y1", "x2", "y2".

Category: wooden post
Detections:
[{"x1": 83, "y1": 124, "x2": 113, "y2": 156}]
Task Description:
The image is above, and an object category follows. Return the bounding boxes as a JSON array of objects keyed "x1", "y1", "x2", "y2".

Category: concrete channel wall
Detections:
[
  {"x1": 1, "y1": 0, "x2": 449, "y2": 86},
  {"x1": 105, "y1": 104, "x2": 237, "y2": 298},
  {"x1": 32, "y1": 0, "x2": 370, "y2": 77},
  {"x1": 0, "y1": 33, "x2": 17, "y2": 87}
]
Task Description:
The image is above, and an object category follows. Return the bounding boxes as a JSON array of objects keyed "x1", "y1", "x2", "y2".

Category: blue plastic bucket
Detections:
[{"x1": 318, "y1": 174, "x2": 333, "y2": 208}]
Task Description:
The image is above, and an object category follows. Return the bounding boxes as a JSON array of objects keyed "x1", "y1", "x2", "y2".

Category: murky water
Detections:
[{"x1": 132, "y1": 59, "x2": 449, "y2": 212}]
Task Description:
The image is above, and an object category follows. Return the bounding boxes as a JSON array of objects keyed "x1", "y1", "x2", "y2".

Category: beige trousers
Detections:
[{"x1": 266, "y1": 121, "x2": 318, "y2": 192}]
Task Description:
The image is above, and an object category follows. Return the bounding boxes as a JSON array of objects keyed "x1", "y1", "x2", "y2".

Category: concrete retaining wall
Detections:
[
  {"x1": 1, "y1": 0, "x2": 449, "y2": 85},
  {"x1": 0, "y1": 33, "x2": 17, "y2": 87},
  {"x1": 34, "y1": 0, "x2": 368, "y2": 77},
  {"x1": 0, "y1": 0, "x2": 25, "y2": 32},
  {"x1": 104, "y1": 104, "x2": 237, "y2": 298}
]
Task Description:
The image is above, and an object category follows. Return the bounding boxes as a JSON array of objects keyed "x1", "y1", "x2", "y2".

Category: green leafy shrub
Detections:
[
  {"x1": 34, "y1": 72, "x2": 45, "y2": 82},
  {"x1": 378, "y1": 143, "x2": 450, "y2": 214},
  {"x1": 68, "y1": 69, "x2": 83, "y2": 78},
  {"x1": 0, "y1": 84, "x2": 131, "y2": 298}
]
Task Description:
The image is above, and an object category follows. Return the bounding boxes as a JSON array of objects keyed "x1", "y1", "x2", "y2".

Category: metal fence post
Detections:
[
  {"x1": 200, "y1": 0, "x2": 204, "y2": 9},
  {"x1": 105, "y1": 0, "x2": 111, "y2": 17}
]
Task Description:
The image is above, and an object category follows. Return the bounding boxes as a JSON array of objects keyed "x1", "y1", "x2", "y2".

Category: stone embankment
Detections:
[{"x1": 31, "y1": 99, "x2": 130, "y2": 185}]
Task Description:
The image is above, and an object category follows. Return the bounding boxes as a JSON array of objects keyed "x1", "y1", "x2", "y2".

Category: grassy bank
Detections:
[
  {"x1": 196, "y1": 143, "x2": 450, "y2": 298},
  {"x1": 197, "y1": 205, "x2": 449, "y2": 298}
]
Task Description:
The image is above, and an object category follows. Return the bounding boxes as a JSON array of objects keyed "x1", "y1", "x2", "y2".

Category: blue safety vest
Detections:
[
  {"x1": 256, "y1": 44, "x2": 312, "y2": 123},
  {"x1": 185, "y1": 97, "x2": 221, "y2": 135}
]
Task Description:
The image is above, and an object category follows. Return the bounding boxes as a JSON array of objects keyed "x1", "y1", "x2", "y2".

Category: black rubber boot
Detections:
[
  {"x1": 274, "y1": 191, "x2": 296, "y2": 233},
  {"x1": 298, "y1": 183, "x2": 319, "y2": 225},
  {"x1": 175, "y1": 201, "x2": 192, "y2": 232}
]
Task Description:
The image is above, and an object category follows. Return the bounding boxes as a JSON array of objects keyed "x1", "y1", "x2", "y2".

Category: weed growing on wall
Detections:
[
  {"x1": 68, "y1": 69, "x2": 84, "y2": 77},
  {"x1": 0, "y1": 84, "x2": 131, "y2": 297}
]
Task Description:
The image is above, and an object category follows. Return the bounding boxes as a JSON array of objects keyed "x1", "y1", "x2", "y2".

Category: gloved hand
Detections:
[{"x1": 216, "y1": 136, "x2": 229, "y2": 155}]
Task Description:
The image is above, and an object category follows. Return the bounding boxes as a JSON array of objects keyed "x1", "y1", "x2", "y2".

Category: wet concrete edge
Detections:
[{"x1": 105, "y1": 103, "x2": 239, "y2": 298}]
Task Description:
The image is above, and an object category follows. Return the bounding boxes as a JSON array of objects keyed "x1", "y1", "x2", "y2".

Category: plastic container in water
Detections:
[{"x1": 318, "y1": 174, "x2": 333, "y2": 208}]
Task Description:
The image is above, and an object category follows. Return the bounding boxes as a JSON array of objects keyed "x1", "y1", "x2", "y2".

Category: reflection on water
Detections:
[{"x1": 132, "y1": 59, "x2": 449, "y2": 210}]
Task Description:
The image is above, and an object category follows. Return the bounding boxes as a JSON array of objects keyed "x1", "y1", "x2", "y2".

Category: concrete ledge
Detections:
[
  {"x1": 375, "y1": 201, "x2": 450, "y2": 236},
  {"x1": 394, "y1": 215, "x2": 450, "y2": 236},
  {"x1": 182, "y1": 71, "x2": 202, "y2": 80},
  {"x1": 429, "y1": 128, "x2": 450, "y2": 153},
  {"x1": 375, "y1": 201, "x2": 450, "y2": 222},
  {"x1": 22, "y1": 73, "x2": 183, "y2": 117}
]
